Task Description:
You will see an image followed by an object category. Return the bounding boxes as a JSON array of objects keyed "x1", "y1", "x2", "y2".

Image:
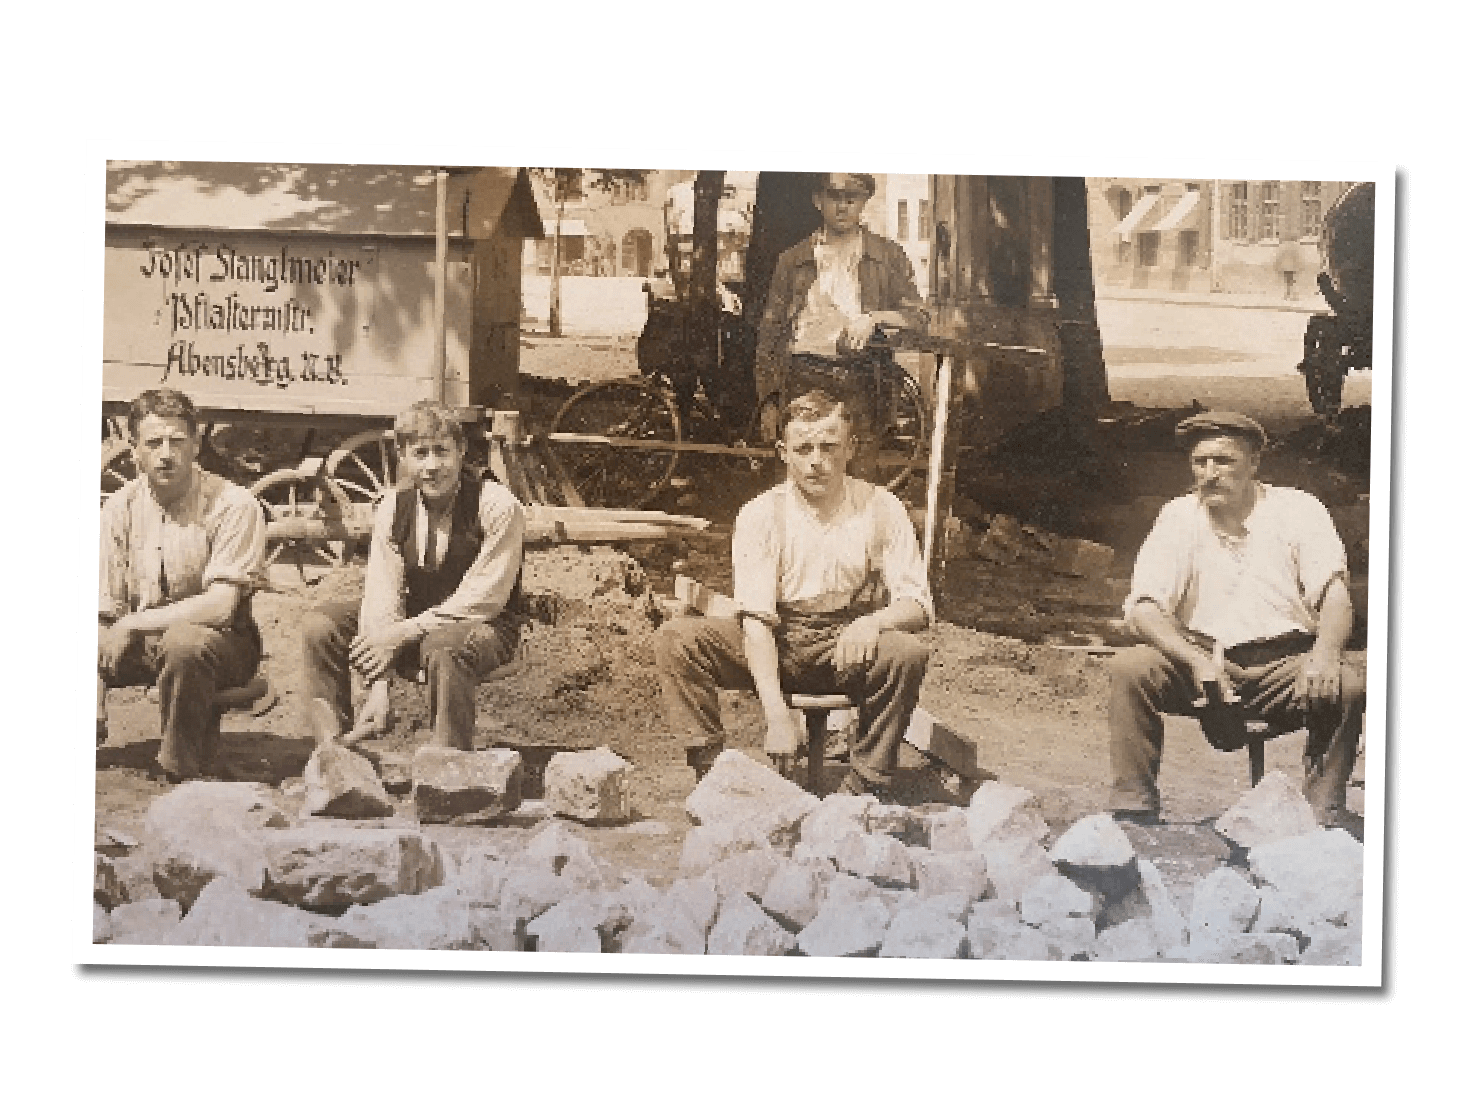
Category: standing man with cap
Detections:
[
  {"x1": 754, "y1": 173, "x2": 928, "y2": 481},
  {"x1": 1107, "y1": 410, "x2": 1366, "y2": 826}
]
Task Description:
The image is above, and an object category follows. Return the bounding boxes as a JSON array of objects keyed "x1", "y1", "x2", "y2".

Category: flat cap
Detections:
[{"x1": 1174, "y1": 410, "x2": 1267, "y2": 451}]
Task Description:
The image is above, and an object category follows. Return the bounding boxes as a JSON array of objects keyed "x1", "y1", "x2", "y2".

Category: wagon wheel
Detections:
[
  {"x1": 546, "y1": 379, "x2": 682, "y2": 509},
  {"x1": 876, "y1": 371, "x2": 929, "y2": 493},
  {"x1": 324, "y1": 429, "x2": 398, "y2": 506},
  {"x1": 250, "y1": 469, "x2": 352, "y2": 586},
  {"x1": 100, "y1": 437, "x2": 135, "y2": 506}
]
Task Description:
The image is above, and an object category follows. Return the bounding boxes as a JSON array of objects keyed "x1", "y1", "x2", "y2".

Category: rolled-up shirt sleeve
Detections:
[
  {"x1": 200, "y1": 488, "x2": 267, "y2": 593},
  {"x1": 1293, "y1": 492, "x2": 1350, "y2": 611},
  {"x1": 359, "y1": 496, "x2": 406, "y2": 637},
  {"x1": 878, "y1": 492, "x2": 934, "y2": 623},
  {"x1": 1123, "y1": 497, "x2": 1193, "y2": 622},
  {"x1": 731, "y1": 497, "x2": 780, "y2": 626},
  {"x1": 410, "y1": 487, "x2": 525, "y2": 636},
  {"x1": 99, "y1": 494, "x2": 129, "y2": 622}
]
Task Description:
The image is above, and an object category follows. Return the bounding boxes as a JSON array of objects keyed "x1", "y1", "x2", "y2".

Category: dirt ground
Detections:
[{"x1": 95, "y1": 315, "x2": 1373, "y2": 918}]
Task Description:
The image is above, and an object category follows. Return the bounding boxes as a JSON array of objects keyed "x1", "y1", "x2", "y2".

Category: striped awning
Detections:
[
  {"x1": 1114, "y1": 192, "x2": 1160, "y2": 242},
  {"x1": 1153, "y1": 190, "x2": 1201, "y2": 232}
]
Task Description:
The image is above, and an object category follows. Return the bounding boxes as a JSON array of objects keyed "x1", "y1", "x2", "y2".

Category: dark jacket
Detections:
[{"x1": 754, "y1": 228, "x2": 927, "y2": 405}]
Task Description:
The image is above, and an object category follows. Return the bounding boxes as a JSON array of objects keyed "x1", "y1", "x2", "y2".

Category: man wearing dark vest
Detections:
[{"x1": 301, "y1": 401, "x2": 526, "y2": 749}]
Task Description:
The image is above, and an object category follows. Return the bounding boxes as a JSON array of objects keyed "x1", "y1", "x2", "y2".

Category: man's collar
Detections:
[{"x1": 794, "y1": 227, "x2": 879, "y2": 267}]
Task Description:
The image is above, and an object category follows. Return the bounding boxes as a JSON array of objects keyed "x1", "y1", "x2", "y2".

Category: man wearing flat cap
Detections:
[{"x1": 1107, "y1": 410, "x2": 1366, "y2": 826}]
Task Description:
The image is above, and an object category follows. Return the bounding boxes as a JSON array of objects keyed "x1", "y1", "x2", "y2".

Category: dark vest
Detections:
[{"x1": 390, "y1": 471, "x2": 524, "y2": 620}]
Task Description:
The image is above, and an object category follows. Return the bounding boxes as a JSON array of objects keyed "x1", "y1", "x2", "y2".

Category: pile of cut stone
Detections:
[{"x1": 93, "y1": 749, "x2": 1362, "y2": 965}]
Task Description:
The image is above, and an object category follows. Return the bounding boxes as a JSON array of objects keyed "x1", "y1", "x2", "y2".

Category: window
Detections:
[
  {"x1": 1228, "y1": 182, "x2": 1250, "y2": 241},
  {"x1": 897, "y1": 199, "x2": 909, "y2": 241},
  {"x1": 621, "y1": 228, "x2": 653, "y2": 276},
  {"x1": 919, "y1": 199, "x2": 931, "y2": 240},
  {"x1": 1137, "y1": 230, "x2": 1160, "y2": 267},
  {"x1": 1259, "y1": 182, "x2": 1281, "y2": 241},
  {"x1": 1301, "y1": 182, "x2": 1323, "y2": 240},
  {"x1": 1178, "y1": 229, "x2": 1199, "y2": 268}
]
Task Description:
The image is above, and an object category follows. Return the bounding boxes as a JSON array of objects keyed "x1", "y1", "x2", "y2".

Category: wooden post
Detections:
[
  {"x1": 434, "y1": 169, "x2": 449, "y2": 403},
  {"x1": 921, "y1": 348, "x2": 966, "y2": 591}
]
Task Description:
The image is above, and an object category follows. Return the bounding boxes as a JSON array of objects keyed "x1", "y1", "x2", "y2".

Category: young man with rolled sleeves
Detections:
[
  {"x1": 656, "y1": 388, "x2": 932, "y2": 797},
  {"x1": 300, "y1": 401, "x2": 527, "y2": 749},
  {"x1": 1108, "y1": 411, "x2": 1366, "y2": 826},
  {"x1": 98, "y1": 389, "x2": 267, "y2": 781}
]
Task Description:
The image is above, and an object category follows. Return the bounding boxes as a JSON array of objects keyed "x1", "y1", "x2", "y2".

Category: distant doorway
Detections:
[{"x1": 622, "y1": 228, "x2": 654, "y2": 277}]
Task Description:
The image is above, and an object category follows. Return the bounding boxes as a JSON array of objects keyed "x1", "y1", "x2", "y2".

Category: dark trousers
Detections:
[
  {"x1": 1108, "y1": 641, "x2": 1367, "y2": 819},
  {"x1": 655, "y1": 615, "x2": 929, "y2": 788},
  {"x1": 786, "y1": 353, "x2": 886, "y2": 482},
  {"x1": 99, "y1": 622, "x2": 261, "y2": 779},
  {"x1": 301, "y1": 600, "x2": 519, "y2": 750}
]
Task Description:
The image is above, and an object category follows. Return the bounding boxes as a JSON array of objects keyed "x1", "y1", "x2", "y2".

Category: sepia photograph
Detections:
[{"x1": 86, "y1": 160, "x2": 1390, "y2": 983}]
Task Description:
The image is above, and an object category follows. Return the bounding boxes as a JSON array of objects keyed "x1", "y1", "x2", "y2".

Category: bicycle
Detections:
[{"x1": 545, "y1": 313, "x2": 931, "y2": 510}]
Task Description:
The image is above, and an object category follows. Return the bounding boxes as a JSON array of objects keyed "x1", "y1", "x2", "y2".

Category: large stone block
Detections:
[
  {"x1": 978, "y1": 838, "x2": 1059, "y2": 905},
  {"x1": 1215, "y1": 769, "x2": 1319, "y2": 851},
  {"x1": 967, "y1": 783, "x2": 1049, "y2": 847},
  {"x1": 169, "y1": 878, "x2": 324, "y2": 948},
  {"x1": 1179, "y1": 931, "x2": 1300, "y2": 965},
  {"x1": 834, "y1": 832, "x2": 914, "y2": 888},
  {"x1": 544, "y1": 747, "x2": 632, "y2": 824},
  {"x1": 93, "y1": 904, "x2": 111, "y2": 944},
  {"x1": 797, "y1": 896, "x2": 892, "y2": 958},
  {"x1": 143, "y1": 782, "x2": 289, "y2": 910},
  {"x1": 678, "y1": 818, "x2": 773, "y2": 877},
  {"x1": 684, "y1": 748, "x2": 817, "y2": 851},
  {"x1": 662, "y1": 876, "x2": 721, "y2": 936},
  {"x1": 707, "y1": 893, "x2": 798, "y2": 956},
  {"x1": 922, "y1": 807, "x2": 973, "y2": 853},
  {"x1": 412, "y1": 746, "x2": 523, "y2": 824},
  {"x1": 1049, "y1": 813, "x2": 1136, "y2": 869},
  {"x1": 1189, "y1": 867, "x2": 1262, "y2": 937},
  {"x1": 1019, "y1": 874, "x2": 1098, "y2": 926},
  {"x1": 879, "y1": 906, "x2": 966, "y2": 959},
  {"x1": 865, "y1": 802, "x2": 924, "y2": 846},
  {"x1": 1299, "y1": 921, "x2": 1363, "y2": 966},
  {"x1": 518, "y1": 820, "x2": 608, "y2": 891},
  {"x1": 451, "y1": 850, "x2": 513, "y2": 906},
  {"x1": 1137, "y1": 859, "x2": 1189, "y2": 952},
  {"x1": 499, "y1": 866, "x2": 577, "y2": 924},
  {"x1": 1248, "y1": 828, "x2": 1364, "y2": 926},
  {"x1": 799, "y1": 794, "x2": 877, "y2": 860},
  {"x1": 326, "y1": 886, "x2": 478, "y2": 950},
  {"x1": 1040, "y1": 916, "x2": 1097, "y2": 961},
  {"x1": 905, "y1": 891, "x2": 972, "y2": 925},
  {"x1": 966, "y1": 909, "x2": 1050, "y2": 961},
  {"x1": 304, "y1": 745, "x2": 395, "y2": 820},
  {"x1": 1092, "y1": 918, "x2": 1163, "y2": 962},
  {"x1": 107, "y1": 898, "x2": 184, "y2": 945},
  {"x1": 913, "y1": 850, "x2": 991, "y2": 905},
  {"x1": 707, "y1": 848, "x2": 785, "y2": 902},
  {"x1": 526, "y1": 893, "x2": 609, "y2": 953},
  {"x1": 760, "y1": 861, "x2": 831, "y2": 932},
  {"x1": 622, "y1": 905, "x2": 708, "y2": 955},
  {"x1": 259, "y1": 826, "x2": 444, "y2": 911}
]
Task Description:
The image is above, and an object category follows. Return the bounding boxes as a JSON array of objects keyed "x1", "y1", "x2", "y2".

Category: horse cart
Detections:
[
  {"x1": 102, "y1": 162, "x2": 707, "y2": 583},
  {"x1": 1298, "y1": 182, "x2": 1375, "y2": 417}
]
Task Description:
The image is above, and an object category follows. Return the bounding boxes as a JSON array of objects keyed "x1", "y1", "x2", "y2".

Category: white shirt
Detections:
[
  {"x1": 732, "y1": 477, "x2": 934, "y2": 624},
  {"x1": 1124, "y1": 484, "x2": 1348, "y2": 648},
  {"x1": 791, "y1": 231, "x2": 867, "y2": 357}
]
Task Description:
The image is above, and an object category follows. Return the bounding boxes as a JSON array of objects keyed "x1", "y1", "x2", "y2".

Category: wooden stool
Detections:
[
  {"x1": 1245, "y1": 719, "x2": 1270, "y2": 787},
  {"x1": 785, "y1": 693, "x2": 855, "y2": 793}
]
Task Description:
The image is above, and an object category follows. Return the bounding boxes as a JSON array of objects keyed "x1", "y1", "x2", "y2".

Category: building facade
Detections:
[
  {"x1": 1087, "y1": 178, "x2": 1358, "y2": 297},
  {"x1": 866, "y1": 173, "x2": 932, "y2": 298}
]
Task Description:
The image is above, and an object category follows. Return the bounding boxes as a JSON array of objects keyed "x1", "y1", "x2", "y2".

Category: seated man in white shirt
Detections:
[
  {"x1": 98, "y1": 389, "x2": 268, "y2": 781},
  {"x1": 1109, "y1": 411, "x2": 1366, "y2": 826},
  {"x1": 301, "y1": 401, "x2": 527, "y2": 750},
  {"x1": 656, "y1": 388, "x2": 932, "y2": 796}
]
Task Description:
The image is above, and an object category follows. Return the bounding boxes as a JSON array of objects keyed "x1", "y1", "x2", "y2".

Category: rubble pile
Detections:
[{"x1": 92, "y1": 750, "x2": 1362, "y2": 965}]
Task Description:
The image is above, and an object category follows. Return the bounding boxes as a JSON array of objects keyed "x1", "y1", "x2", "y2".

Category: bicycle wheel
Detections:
[
  {"x1": 876, "y1": 372, "x2": 929, "y2": 492},
  {"x1": 546, "y1": 379, "x2": 682, "y2": 509}
]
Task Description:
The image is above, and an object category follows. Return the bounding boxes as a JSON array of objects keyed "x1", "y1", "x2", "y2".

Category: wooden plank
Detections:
[{"x1": 526, "y1": 506, "x2": 709, "y2": 529}]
